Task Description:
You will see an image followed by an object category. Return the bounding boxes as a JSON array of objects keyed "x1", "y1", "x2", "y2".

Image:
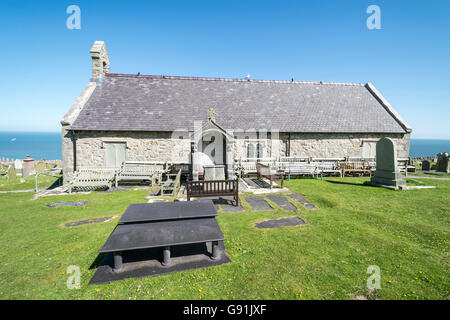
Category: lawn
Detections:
[
  {"x1": 0, "y1": 167, "x2": 61, "y2": 192},
  {"x1": 0, "y1": 177, "x2": 448, "y2": 300}
]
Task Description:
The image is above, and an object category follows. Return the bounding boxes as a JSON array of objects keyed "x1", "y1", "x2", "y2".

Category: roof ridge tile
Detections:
[{"x1": 105, "y1": 73, "x2": 364, "y2": 86}]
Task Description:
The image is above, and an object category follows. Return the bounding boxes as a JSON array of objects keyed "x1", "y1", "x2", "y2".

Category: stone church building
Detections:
[{"x1": 61, "y1": 41, "x2": 412, "y2": 182}]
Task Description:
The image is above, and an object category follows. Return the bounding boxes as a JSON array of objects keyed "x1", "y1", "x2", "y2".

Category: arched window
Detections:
[
  {"x1": 247, "y1": 143, "x2": 255, "y2": 158},
  {"x1": 246, "y1": 142, "x2": 264, "y2": 159}
]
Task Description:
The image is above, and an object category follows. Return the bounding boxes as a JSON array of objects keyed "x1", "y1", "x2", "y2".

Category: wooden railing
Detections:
[{"x1": 186, "y1": 179, "x2": 239, "y2": 206}]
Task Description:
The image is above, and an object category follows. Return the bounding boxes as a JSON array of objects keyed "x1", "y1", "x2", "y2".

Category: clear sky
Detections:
[{"x1": 0, "y1": 0, "x2": 448, "y2": 139}]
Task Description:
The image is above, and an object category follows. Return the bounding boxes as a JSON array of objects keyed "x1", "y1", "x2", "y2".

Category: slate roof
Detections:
[{"x1": 70, "y1": 73, "x2": 408, "y2": 133}]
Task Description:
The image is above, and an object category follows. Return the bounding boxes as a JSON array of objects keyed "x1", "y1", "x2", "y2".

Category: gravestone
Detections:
[
  {"x1": 23, "y1": 154, "x2": 35, "y2": 174},
  {"x1": 436, "y1": 152, "x2": 449, "y2": 173},
  {"x1": 421, "y1": 160, "x2": 430, "y2": 171},
  {"x1": 7, "y1": 165, "x2": 16, "y2": 180},
  {"x1": 22, "y1": 165, "x2": 30, "y2": 178},
  {"x1": 203, "y1": 165, "x2": 225, "y2": 180},
  {"x1": 366, "y1": 138, "x2": 406, "y2": 189},
  {"x1": 14, "y1": 159, "x2": 23, "y2": 170}
]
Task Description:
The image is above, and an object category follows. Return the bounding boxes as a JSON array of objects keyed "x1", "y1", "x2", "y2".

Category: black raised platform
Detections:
[
  {"x1": 99, "y1": 218, "x2": 224, "y2": 253},
  {"x1": 89, "y1": 242, "x2": 230, "y2": 284},
  {"x1": 118, "y1": 200, "x2": 217, "y2": 224},
  {"x1": 90, "y1": 200, "x2": 230, "y2": 284}
]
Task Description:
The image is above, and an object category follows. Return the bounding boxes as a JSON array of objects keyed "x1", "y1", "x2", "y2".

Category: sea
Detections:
[{"x1": 0, "y1": 132, "x2": 449, "y2": 160}]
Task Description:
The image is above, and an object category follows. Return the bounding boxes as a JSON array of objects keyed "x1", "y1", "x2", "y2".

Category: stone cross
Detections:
[
  {"x1": 207, "y1": 108, "x2": 215, "y2": 121},
  {"x1": 368, "y1": 137, "x2": 406, "y2": 189}
]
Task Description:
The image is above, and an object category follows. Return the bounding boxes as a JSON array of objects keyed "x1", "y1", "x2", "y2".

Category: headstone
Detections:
[
  {"x1": 22, "y1": 165, "x2": 30, "y2": 178},
  {"x1": 436, "y1": 152, "x2": 449, "y2": 173},
  {"x1": 14, "y1": 159, "x2": 23, "y2": 170},
  {"x1": 366, "y1": 138, "x2": 406, "y2": 189},
  {"x1": 36, "y1": 159, "x2": 46, "y2": 173},
  {"x1": 23, "y1": 154, "x2": 35, "y2": 174},
  {"x1": 7, "y1": 165, "x2": 16, "y2": 180},
  {"x1": 421, "y1": 160, "x2": 430, "y2": 171},
  {"x1": 203, "y1": 165, "x2": 225, "y2": 180}
]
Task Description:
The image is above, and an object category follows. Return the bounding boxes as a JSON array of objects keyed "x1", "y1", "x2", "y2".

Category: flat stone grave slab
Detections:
[
  {"x1": 286, "y1": 193, "x2": 317, "y2": 209},
  {"x1": 265, "y1": 194, "x2": 297, "y2": 211},
  {"x1": 47, "y1": 201, "x2": 89, "y2": 208},
  {"x1": 89, "y1": 242, "x2": 230, "y2": 284},
  {"x1": 244, "y1": 196, "x2": 273, "y2": 211},
  {"x1": 243, "y1": 178, "x2": 271, "y2": 188},
  {"x1": 255, "y1": 216, "x2": 305, "y2": 229},
  {"x1": 118, "y1": 200, "x2": 217, "y2": 224},
  {"x1": 100, "y1": 218, "x2": 224, "y2": 253},
  {"x1": 65, "y1": 216, "x2": 116, "y2": 227},
  {"x1": 195, "y1": 196, "x2": 244, "y2": 212}
]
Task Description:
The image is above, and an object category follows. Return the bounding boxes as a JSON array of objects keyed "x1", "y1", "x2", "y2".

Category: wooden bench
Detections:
[
  {"x1": 338, "y1": 161, "x2": 372, "y2": 177},
  {"x1": 115, "y1": 162, "x2": 165, "y2": 187},
  {"x1": 186, "y1": 179, "x2": 239, "y2": 206},
  {"x1": 256, "y1": 162, "x2": 284, "y2": 188},
  {"x1": 235, "y1": 158, "x2": 276, "y2": 177},
  {"x1": 68, "y1": 167, "x2": 118, "y2": 193},
  {"x1": 279, "y1": 162, "x2": 318, "y2": 178},
  {"x1": 160, "y1": 169, "x2": 181, "y2": 196},
  {"x1": 312, "y1": 162, "x2": 342, "y2": 177}
]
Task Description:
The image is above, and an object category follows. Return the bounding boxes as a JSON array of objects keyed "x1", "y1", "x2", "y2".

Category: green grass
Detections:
[
  {"x1": 0, "y1": 177, "x2": 448, "y2": 300},
  {"x1": 0, "y1": 172, "x2": 61, "y2": 191},
  {"x1": 409, "y1": 172, "x2": 450, "y2": 179}
]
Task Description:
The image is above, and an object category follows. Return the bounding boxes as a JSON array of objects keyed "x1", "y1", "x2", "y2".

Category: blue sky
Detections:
[{"x1": 0, "y1": 0, "x2": 448, "y2": 139}]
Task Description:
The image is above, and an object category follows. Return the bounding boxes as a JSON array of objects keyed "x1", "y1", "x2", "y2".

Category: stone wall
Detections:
[
  {"x1": 281, "y1": 132, "x2": 410, "y2": 159},
  {"x1": 62, "y1": 130, "x2": 410, "y2": 182},
  {"x1": 62, "y1": 130, "x2": 190, "y2": 182}
]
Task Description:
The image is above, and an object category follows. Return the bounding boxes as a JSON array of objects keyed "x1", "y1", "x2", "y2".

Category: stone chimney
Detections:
[{"x1": 90, "y1": 41, "x2": 109, "y2": 80}]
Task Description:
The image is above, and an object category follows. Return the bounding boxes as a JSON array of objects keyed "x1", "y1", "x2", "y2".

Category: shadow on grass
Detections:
[
  {"x1": 89, "y1": 243, "x2": 212, "y2": 270},
  {"x1": 89, "y1": 253, "x2": 107, "y2": 270},
  {"x1": 47, "y1": 177, "x2": 63, "y2": 190},
  {"x1": 325, "y1": 180, "x2": 373, "y2": 188}
]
